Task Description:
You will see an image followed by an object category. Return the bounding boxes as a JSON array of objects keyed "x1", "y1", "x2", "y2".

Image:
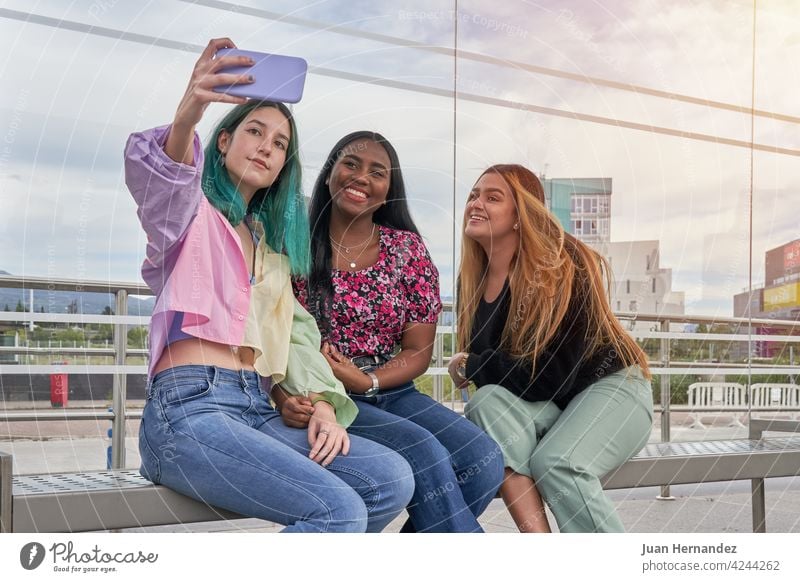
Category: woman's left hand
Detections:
[
  {"x1": 448, "y1": 351, "x2": 469, "y2": 389},
  {"x1": 321, "y1": 343, "x2": 372, "y2": 393},
  {"x1": 307, "y1": 401, "x2": 350, "y2": 467}
]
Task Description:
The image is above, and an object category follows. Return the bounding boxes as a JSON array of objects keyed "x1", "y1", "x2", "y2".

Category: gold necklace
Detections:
[
  {"x1": 332, "y1": 227, "x2": 377, "y2": 269},
  {"x1": 329, "y1": 224, "x2": 375, "y2": 254}
]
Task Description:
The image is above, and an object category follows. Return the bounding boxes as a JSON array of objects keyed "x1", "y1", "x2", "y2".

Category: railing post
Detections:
[
  {"x1": 433, "y1": 330, "x2": 443, "y2": 402},
  {"x1": 111, "y1": 290, "x2": 127, "y2": 469},
  {"x1": 0, "y1": 450, "x2": 12, "y2": 532},
  {"x1": 658, "y1": 318, "x2": 674, "y2": 500}
]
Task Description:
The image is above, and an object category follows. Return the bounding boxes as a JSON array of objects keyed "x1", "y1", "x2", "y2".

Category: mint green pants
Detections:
[{"x1": 465, "y1": 366, "x2": 653, "y2": 532}]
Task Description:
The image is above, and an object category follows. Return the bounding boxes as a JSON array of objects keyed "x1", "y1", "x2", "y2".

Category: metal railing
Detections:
[
  {"x1": 0, "y1": 276, "x2": 150, "y2": 469},
  {"x1": 2, "y1": 275, "x2": 800, "y2": 475}
]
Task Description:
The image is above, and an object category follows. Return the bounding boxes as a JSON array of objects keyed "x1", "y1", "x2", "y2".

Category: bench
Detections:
[
  {"x1": 0, "y1": 458, "x2": 243, "y2": 533},
  {"x1": 601, "y1": 418, "x2": 800, "y2": 532},
  {"x1": 3, "y1": 419, "x2": 800, "y2": 533},
  {"x1": 750, "y1": 383, "x2": 800, "y2": 419},
  {"x1": 687, "y1": 383, "x2": 800, "y2": 429},
  {"x1": 686, "y1": 382, "x2": 747, "y2": 429}
]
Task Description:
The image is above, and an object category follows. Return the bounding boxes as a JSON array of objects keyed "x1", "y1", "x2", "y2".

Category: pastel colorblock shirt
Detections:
[{"x1": 124, "y1": 125, "x2": 356, "y2": 426}]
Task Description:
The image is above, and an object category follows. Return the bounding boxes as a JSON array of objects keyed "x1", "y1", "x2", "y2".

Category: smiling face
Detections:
[
  {"x1": 217, "y1": 106, "x2": 291, "y2": 201},
  {"x1": 327, "y1": 138, "x2": 391, "y2": 220},
  {"x1": 464, "y1": 171, "x2": 519, "y2": 245}
]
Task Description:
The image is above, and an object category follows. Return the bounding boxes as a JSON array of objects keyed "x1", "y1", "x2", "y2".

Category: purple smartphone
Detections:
[{"x1": 212, "y1": 48, "x2": 307, "y2": 103}]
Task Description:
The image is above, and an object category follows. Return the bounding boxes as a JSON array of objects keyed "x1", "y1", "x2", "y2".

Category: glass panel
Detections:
[
  {"x1": 3, "y1": 0, "x2": 797, "y2": 534},
  {"x1": 750, "y1": 0, "x2": 800, "y2": 424},
  {"x1": 0, "y1": 0, "x2": 459, "y2": 471},
  {"x1": 455, "y1": 0, "x2": 754, "y2": 446}
]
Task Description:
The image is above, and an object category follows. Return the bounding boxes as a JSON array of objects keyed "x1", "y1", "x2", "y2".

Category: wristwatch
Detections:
[
  {"x1": 363, "y1": 371, "x2": 380, "y2": 397},
  {"x1": 457, "y1": 354, "x2": 469, "y2": 381}
]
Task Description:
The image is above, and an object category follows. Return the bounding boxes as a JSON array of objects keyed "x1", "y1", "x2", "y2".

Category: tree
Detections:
[
  {"x1": 66, "y1": 299, "x2": 79, "y2": 314},
  {"x1": 53, "y1": 328, "x2": 85, "y2": 343},
  {"x1": 30, "y1": 326, "x2": 52, "y2": 341},
  {"x1": 3, "y1": 304, "x2": 8, "y2": 312},
  {"x1": 95, "y1": 324, "x2": 113, "y2": 342},
  {"x1": 101, "y1": 305, "x2": 114, "y2": 316},
  {"x1": 127, "y1": 326, "x2": 148, "y2": 348},
  {"x1": 15, "y1": 300, "x2": 24, "y2": 312}
]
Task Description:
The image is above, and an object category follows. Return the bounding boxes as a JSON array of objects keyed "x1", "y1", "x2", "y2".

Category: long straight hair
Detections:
[
  {"x1": 202, "y1": 100, "x2": 309, "y2": 275},
  {"x1": 306, "y1": 131, "x2": 418, "y2": 328},
  {"x1": 456, "y1": 164, "x2": 651, "y2": 379}
]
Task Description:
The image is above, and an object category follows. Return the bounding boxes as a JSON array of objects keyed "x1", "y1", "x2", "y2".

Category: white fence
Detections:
[{"x1": 688, "y1": 382, "x2": 800, "y2": 428}]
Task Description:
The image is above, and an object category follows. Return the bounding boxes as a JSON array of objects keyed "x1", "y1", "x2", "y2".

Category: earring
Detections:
[
  {"x1": 220, "y1": 153, "x2": 226, "y2": 168},
  {"x1": 513, "y1": 222, "x2": 519, "y2": 230}
]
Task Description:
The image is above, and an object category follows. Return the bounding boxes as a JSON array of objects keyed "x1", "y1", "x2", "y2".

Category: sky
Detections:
[{"x1": 0, "y1": 0, "x2": 798, "y2": 316}]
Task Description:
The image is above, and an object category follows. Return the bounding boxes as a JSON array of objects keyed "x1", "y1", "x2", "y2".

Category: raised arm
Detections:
[
  {"x1": 164, "y1": 37, "x2": 251, "y2": 164},
  {"x1": 124, "y1": 39, "x2": 255, "y2": 263}
]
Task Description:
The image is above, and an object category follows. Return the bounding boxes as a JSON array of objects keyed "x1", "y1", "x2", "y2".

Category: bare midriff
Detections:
[{"x1": 152, "y1": 338, "x2": 257, "y2": 376}]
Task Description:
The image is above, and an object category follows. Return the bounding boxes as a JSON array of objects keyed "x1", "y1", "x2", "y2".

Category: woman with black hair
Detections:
[{"x1": 273, "y1": 131, "x2": 504, "y2": 532}]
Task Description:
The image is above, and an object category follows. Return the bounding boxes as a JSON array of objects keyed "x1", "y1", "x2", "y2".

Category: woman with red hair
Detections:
[{"x1": 450, "y1": 164, "x2": 653, "y2": 533}]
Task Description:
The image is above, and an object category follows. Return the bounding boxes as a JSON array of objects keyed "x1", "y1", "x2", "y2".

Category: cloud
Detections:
[
  {"x1": 1, "y1": 0, "x2": 797, "y2": 317},
  {"x1": 0, "y1": 161, "x2": 143, "y2": 281}
]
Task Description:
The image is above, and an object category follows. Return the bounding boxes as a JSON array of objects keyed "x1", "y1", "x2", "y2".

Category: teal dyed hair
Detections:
[{"x1": 202, "y1": 100, "x2": 309, "y2": 275}]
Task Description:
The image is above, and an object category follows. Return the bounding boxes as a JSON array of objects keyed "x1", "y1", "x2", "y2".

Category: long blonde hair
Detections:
[{"x1": 456, "y1": 164, "x2": 650, "y2": 379}]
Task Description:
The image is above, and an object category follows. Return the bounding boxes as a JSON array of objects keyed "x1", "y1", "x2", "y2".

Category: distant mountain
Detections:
[
  {"x1": 0, "y1": 272, "x2": 449, "y2": 318},
  {"x1": 0, "y1": 286, "x2": 154, "y2": 316}
]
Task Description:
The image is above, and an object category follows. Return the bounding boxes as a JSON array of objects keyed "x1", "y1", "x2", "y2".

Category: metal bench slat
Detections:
[
  {"x1": 5, "y1": 434, "x2": 800, "y2": 532},
  {"x1": 602, "y1": 437, "x2": 800, "y2": 489},
  {"x1": 11, "y1": 470, "x2": 242, "y2": 532}
]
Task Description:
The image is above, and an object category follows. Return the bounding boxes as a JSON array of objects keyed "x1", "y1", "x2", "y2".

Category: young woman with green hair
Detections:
[{"x1": 125, "y1": 38, "x2": 413, "y2": 532}]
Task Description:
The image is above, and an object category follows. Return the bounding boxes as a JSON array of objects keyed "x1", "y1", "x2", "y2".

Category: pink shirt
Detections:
[
  {"x1": 124, "y1": 125, "x2": 358, "y2": 426},
  {"x1": 124, "y1": 125, "x2": 251, "y2": 377}
]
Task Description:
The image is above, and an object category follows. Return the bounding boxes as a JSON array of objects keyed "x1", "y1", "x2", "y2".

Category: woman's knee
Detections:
[
  {"x1": 303, "y1": 488, "x2": 369, "y2": 533},
  {"x1": 379, "y1": 424, "x2": 452, "y2": 472},
  {"x1": 528, "y1": 439, "x2": 584, "y2": 491},
  {"x1": 368, "y1": 451, "x2": 416, "y2": 512},
  {"x1": 464, "y1": 384, "x2": 506, "y2": 424}
]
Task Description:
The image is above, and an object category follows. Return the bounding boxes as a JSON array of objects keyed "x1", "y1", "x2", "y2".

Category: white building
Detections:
[{"x1": 591, "y1": 240, "x2": 686, "y2": 330}]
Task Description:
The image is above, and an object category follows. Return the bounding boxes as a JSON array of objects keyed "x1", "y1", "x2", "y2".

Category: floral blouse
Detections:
[{"x1": 293, "y1": 226, "x2": 442, "y2": 358}]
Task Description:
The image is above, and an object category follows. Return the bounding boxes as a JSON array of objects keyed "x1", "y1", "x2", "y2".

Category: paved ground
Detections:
[
  {"x1": 2, "y1": 401, "x2": 799, "y2": 533},
  {"x1": 111, "y1": 481, "x2": 800, "y2": 533}
]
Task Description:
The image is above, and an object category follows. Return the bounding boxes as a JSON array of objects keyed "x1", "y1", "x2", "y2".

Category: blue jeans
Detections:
[
  {"x1": 348, "y1": 382, "x2": 504, "y2": 532},
  {"x1": 139, "y1": 365, "x2": 414, "y2": 532}
]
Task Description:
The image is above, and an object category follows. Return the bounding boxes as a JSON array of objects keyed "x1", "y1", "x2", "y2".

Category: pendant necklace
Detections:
[
  {"x1": 330, "y1": 224, "x2": 375, "y2": 254},
  {"x1": 330, "y1": 224, "x2": 376, "y2": 269}
]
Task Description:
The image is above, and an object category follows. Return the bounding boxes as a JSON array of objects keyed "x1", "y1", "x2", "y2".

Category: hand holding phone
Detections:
[
  {"x1": 168, "y1": 38, "x2": 253, "y2": 164},
  {"x1": 212, "y1": 48, "x2": 308, "y2": 103}
]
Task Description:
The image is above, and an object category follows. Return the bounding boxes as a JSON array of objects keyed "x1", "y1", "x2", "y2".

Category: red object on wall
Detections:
[
  {"x1": 50, "y1": 362, "x2": 69, "y2": 407},
  {"x1": 785, "y1": 240, "x2": 800, "y2": 270}
]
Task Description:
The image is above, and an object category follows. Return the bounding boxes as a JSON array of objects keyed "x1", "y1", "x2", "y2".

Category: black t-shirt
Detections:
[{"x1": 465, "y1": 279, "x2": 625, "y2": 410}]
